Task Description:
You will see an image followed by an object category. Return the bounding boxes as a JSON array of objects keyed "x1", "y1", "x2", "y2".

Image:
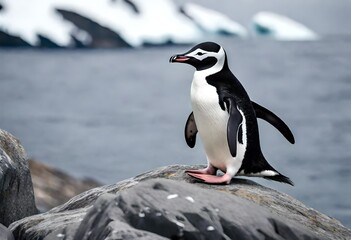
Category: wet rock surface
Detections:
[
  {"x1": 0, "y1": 129, "x2": 37, "y2": 227},
  {"x1": 9, "y1": 165, "x2": 351, "y2": 239}
]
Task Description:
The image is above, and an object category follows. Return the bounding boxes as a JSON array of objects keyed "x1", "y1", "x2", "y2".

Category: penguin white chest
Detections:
[{"x1": 190, "y1": 74, "x2": 247, "y2": 173}]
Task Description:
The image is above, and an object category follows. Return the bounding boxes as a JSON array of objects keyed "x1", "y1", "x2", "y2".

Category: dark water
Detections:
[{"x1": 1, "y1": 38, "x2": 350, "y2": 228}]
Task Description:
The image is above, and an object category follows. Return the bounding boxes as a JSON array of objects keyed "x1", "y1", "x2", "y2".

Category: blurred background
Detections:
[{"x1": 1, "y1": 0, "x2": 350, "y2": 227}]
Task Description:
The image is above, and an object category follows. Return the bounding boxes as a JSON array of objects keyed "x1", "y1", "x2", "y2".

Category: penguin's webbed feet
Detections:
[
  {"x1": 186, "y1": 165, "x2": 232, "y2": 184},
  {"x1": 187, "y1": 172, "x2": 232, "y2": 184},
  {"x1": 185, "y1": 165, "x2": 217, "y2": 175}
]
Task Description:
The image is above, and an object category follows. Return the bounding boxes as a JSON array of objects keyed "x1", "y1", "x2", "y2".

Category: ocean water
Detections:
[{"x1": 0, "y1": 37, "x2": 350, "y2": 228}]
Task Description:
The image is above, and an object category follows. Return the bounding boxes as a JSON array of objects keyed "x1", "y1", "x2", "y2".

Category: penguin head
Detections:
[{"x1": 170, "y1": 42, "x2": 226, "y2": 71}]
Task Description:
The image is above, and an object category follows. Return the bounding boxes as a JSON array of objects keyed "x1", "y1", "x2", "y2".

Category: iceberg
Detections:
[
  {"x1": 252, "y1": 11, "x2": 318, "y2": 41},
  {"x1": 181, "y1": 3, "x2": 247, "y2": 38}
]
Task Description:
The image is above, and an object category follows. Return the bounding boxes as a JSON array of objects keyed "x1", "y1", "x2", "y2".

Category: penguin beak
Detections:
[{"x1": 169, "y1": 54, "x2": 190, "y2": 63}]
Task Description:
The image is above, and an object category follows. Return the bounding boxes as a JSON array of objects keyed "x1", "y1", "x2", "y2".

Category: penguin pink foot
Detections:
[
  {"x1": 185, "y1": 165, "x2": 217, "y2": 175},
  {"x1": 187, "y1": 172, "x2": 232, "y2": 184}
]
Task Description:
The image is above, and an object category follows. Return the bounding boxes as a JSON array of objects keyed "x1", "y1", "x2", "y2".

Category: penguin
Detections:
[{"x1": 170, "y1": 42, "x2": 294, "y2": 185}]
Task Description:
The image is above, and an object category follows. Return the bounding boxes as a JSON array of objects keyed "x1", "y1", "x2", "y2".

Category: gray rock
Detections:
[
  {"x1": 10, "y1": 165, "x2": 351, "y2": 240},
  {"x1": 55, "y1": 9, "x2": 131, "y2": 49},
  {"x1": 44, "y1": 194, "x2": 167, "y2": 240},
  {"x1": 29, "y1": 159, "x2": 101, "y2": 212},
  {"x1": 71, "y1": 193, "x2": 167, "y2": 240},
  {"x1": 43, "y1": 222, "x2": 79, "y2": 240},
  {"x1": 67, "y1": 179, "x2": 320, "y2": 240},
  {"x1": 0, "y1": 129, "x2": 37, "y2": 227},
  {"x1": 0, "y1": 223, "x2": 15, "y2": 240}
]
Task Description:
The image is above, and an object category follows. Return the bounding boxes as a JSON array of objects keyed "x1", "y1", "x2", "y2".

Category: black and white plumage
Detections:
[{"x1": 170, "y1": 42, "x2": 294, "y2": 185}]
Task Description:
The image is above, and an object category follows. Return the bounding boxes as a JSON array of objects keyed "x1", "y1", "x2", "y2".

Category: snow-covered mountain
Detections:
[
  {"x1": 0, "y1": 1, "x2": 319, "y2": 48},
  {"x1": 0, "y1": 0, "x2": 247, "y2": 48}
]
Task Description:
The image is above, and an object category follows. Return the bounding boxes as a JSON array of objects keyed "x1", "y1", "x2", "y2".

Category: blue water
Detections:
[{"x1": 0, "y1": 37, "x2": 350, "y2": 228}]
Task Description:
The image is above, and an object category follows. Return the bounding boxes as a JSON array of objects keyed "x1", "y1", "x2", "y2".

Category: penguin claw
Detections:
[{"x1": 187, "y1": 172, "x2": 232, "y2": 184}]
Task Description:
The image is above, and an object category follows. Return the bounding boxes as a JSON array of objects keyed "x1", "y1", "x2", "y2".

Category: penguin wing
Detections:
[
  {"x1": 185, "y1": 112, "x2": 198, "y2": 148},
  {"x1": 252, "y1": 101, "x2": 295, "y2": 144},
  {"x1": 226, "y1": 98, "x2": 243, "y2": 157}
]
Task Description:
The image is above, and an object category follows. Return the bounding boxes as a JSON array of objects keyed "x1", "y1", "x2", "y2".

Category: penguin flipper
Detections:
[
  {"x1": 252, "y1": 101, "x2": 295, "y2": 144},
  {"x1": 185, "y1": 112, "x2": 198, "y2": 148},
  {"x1": 226, "y1": 98, "x2": 243, "y2": 157}
]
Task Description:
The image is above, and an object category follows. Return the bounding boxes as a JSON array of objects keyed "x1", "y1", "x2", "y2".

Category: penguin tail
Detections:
[
  {"x1": 257, "y1": 153, "x2": 294, "y2": 186},
  {"x1": 241, "y1": 153, "x2": 294, "y2": 186},
  {"x1": 263, "y1": 174, "x2": 294, "y2": 186}
]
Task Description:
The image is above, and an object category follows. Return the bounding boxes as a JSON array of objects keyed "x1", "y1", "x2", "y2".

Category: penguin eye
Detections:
[{"x1": 196, "y1": 52, "x2": 204, "y2": 56}]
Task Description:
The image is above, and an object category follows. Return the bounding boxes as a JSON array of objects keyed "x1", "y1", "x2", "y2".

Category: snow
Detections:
[
  {"x1": 167, "y1": 194, "x2": 178, "y2": 199},
  {"x1": 172, "y1": 219, "x2": 185, "y2": 228},
  {"x1": 0, "y1": 0, "x2": 75, "y2": 46},
  {"x1": 252, "y1": 11, "x2": 318, "y2": 41},
  {"x1": 118, "y1": 0, "x2": 202, "y2": 46},
  {"x1": 0, "y1": 0, "x2": 205, "y2": 47},
  {"x1": 185, "y1": 196, "x2": 195, "y2": 203},
  {"x1": 71, "y1": 28, "x2": 92, "y2": 46},
  {"x1": 206, "y1": 226, "x2": 215, "y2": 231},
  {"x1": 183, "y1": 3, "x2": 247, "y2": 37},
  {"x1": 1, "y1": 1, "x2": 317, "y2": 47},
  {"x1": 55, "y1": 0, "x2": 203, "y2": 47}
]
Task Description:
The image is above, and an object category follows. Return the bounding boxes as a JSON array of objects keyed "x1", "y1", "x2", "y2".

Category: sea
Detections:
[{"x1": 0, "y1": 37, "x2": 350, "y2": 228}]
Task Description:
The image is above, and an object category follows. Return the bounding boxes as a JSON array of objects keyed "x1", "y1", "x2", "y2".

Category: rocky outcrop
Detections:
[
  {"x1": 1, "y1": 128, "x2": 349, "y2": 239},
  {"x1": 0, "y1": 130, "x2": 37, "y2": 227},
  {"x1": 44, "y1": 179, "x2": 321, "y2": 240},
  {"x1": 28, "y1": 159, "x2": 101, "y2": 212},
  {"x1": 56, "y1": 9, "x2": 131, "y2": 48},
  {"x1": 10, "y1": 165, "x2": 351, "y2": 240},
  {"x1": 0, "y1": 30, "x2": 31, "y2": 47},
  {"x1": 0, "y1": 224, "x2": 14, "y2": 240}
]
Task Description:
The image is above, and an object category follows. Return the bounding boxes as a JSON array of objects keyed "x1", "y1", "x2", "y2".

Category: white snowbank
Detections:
[
  {"x1": 252, "y1": 11, "x2": 318, "y2": 41},
  {"x1": 183, "y1": 3, "x2": 247, "y2": 38}
]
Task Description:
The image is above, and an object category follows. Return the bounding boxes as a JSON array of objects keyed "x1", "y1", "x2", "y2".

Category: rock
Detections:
[
  {"x1": 0, "y1": 30, "x2": 32, "y2": 47},
  {"x1": 0, "y1": 129, "x2": 37, "y2": 227},
  {"x1": 28, "y1": 159, "x2": 101, "y2": 212},
  {"x1": 10, "y1": 165, "x2": 351, "y2": 239},
  {"x1": 37, "y1": 34, "x2": 62, "y2": 48},
  {"x1": 55, "y1": 9, "x2": 131, "y2": 48},
  {"x1": 44, "y1": 194, "x2": 167, "y2": 240},
  {"x1": 0, "y1": 223, "x2": 15, "y2": 240},
  {"x1": 46, "y1": 179, "x2": 321, "y2": 240}
]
